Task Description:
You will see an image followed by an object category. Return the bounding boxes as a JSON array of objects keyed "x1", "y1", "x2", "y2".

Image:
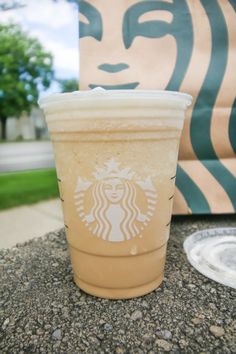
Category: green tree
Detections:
[
  {"x1": 57, "y1": 78, "x2": 78, "y2": 92},
  {"x1": 0, "y1": 23, "x2": 54, "y2": 140}
]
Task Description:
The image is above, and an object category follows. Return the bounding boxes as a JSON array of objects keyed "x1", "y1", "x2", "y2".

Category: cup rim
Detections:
[{"x1": 38, "y1": 89, "x2": 192, "y2": 111}]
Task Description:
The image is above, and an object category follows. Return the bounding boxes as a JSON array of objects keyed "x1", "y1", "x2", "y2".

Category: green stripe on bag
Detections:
[
  {"x1": 176, "y1": 165, "x2": 210, "y2": 214},
  {"x1": 229, "y1": 99, "x2": 236, "y2": 154},
  {"x1": 191, "y1": 0, "x2": 236, "y2": 211}
]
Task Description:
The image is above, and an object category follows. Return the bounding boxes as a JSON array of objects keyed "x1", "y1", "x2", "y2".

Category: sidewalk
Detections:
[{"x1": 0, "y1": 199, "x2": 63, "y2": 249}]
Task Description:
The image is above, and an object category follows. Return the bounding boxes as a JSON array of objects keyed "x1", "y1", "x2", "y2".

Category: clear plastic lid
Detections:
[
  {"x1": 38, "y1": 88, "x2": 192, "y2": 117},
  {"x1": 184, "y1": 228, "x2": 236, "y2": 289}
]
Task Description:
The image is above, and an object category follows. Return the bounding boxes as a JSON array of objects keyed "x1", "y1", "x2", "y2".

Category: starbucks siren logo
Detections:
[{"x1": 74, "y1": 159, "x2": 157, "y2": 242}]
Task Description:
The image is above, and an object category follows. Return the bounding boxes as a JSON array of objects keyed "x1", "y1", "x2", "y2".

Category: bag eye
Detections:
[
  {"x1": 123, "y1": 1, "x2": 172, "y2": 49},
  {"x1": 79, "y1": 1, "x2": 102, "y2": 41}
]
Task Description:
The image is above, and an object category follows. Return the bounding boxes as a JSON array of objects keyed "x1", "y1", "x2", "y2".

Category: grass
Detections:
[{"x1": 0, "y1": 169, "x2": 59, "y2": 210}]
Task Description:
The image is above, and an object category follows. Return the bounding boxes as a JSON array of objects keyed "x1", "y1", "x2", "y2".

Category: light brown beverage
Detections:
[{"x1": 39, "y1": 89, "x2": 191, "y2": 299}]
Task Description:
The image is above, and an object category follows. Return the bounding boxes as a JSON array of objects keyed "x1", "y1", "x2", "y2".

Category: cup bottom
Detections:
[
  {"x1": 74, "y1": 273, "x2": 164, "y2": 299},
  {"x1": 69, "y1": 243, "x2": 167, "y2": 299}
]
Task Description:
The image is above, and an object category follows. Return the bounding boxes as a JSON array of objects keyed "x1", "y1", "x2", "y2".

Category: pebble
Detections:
[
  {"x1": 156, "y1": 330, "x2": 172, "y2": 340},
  {"x1": 52, "y1": 329, "x2": 62, "y2": 340},
  {"x1": 88, "y1": 336, "x2": 100, "y2": 346},
  {"x1": 104, "y1": 323, "x2": 113, "y2": 332},
  {"x1": 115, "y1": 346, "x2": 126, "y2": 354},
  {"x1": 131, "y1": 310, "x2": 143, "y2": 321},
  {"x1": 141, "y1": 300, "x2": 150, "y2": 309},
  {"x1": 197, "y1": 313, "x2": 205, "y2": 319},
  {"x1": 192, "y1": 318, "x2": 202, "y2": 325},
  {"x1": 209, "y1": 303, "x2": 216, "y2": 310},
  {"x1": 2, "y1": 318, "x2": 10, "y2": 329},
  {"x1": 155, "y1": 339, "x2": 173, "y2": 352},
  {"x1": 179, "y1": 339, "x2": 188, "y2": 348},
  {"x1": 142, "y1": 333, "x2": 154, "y2": 345},
  {"x1": 209, "y1": 325, "x2": 225, "y2": 337},
  {"x1": 36, "y1": 329, "x2": 44, "y2": 335}
]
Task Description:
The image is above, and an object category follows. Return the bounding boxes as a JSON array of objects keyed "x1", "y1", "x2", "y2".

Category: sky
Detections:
[{"x1": 0, "y1": 0, "x2": 79, "y2": 93}]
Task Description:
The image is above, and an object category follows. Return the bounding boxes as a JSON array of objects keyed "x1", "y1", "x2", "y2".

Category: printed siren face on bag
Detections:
[{"x1": 74, "y1": 159, "x2": 157, "y2": 242}]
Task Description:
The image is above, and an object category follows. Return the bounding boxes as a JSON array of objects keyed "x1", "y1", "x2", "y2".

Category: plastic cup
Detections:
[{"x1": 39, "y1": 89, "x2": 192, "y2": 299}]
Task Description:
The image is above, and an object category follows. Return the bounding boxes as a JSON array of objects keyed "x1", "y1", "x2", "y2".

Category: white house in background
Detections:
[
  {"x1": 6, "y1": 117, "x2": 21, "y2": 141},
  {"x1": 19, "y1": 112, "x2": 36, "y2": 140},
  {"x1": 31, "y1": 107, "x2": 49, "y2": 139},
  {"x1": 4, "y1": 107, "x2": 49, "y2": 141}
]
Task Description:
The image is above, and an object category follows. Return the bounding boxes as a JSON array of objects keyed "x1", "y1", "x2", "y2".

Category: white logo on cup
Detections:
[{"x1": 74, "y1": 159, "x2": 157, "y2": 242}]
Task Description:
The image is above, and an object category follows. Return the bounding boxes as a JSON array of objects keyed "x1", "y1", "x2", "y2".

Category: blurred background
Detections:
[{"x1": 0, "y1": 0, "x2": 79, "y2": 247}]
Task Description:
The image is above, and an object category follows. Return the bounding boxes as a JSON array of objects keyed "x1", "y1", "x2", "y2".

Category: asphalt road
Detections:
[{"x1": 0, "y1": 141, "x2": 55, "y2": 172}]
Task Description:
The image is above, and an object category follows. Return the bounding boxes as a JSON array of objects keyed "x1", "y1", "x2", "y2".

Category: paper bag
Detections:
[{"x1": 79, "y1": 0, "x2": 236, "y2": 214}]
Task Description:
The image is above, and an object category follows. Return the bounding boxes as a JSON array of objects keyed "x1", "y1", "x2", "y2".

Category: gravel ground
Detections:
[{"x1": 1, "y1": 216, "x2": 236, "y2": 353}]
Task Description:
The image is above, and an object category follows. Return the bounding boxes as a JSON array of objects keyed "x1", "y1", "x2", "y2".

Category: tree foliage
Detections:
[
  {"x1": 57, "y1": 78, "x2": 78, "y2": 92},
  {"x1": 0, "y1": 23, "x2": 54, "y2": 139}
]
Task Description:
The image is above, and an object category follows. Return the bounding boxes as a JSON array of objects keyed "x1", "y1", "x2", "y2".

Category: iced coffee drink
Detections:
[{"x1": 39, "y1": 89, "x2": 191, "y2": 299}]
